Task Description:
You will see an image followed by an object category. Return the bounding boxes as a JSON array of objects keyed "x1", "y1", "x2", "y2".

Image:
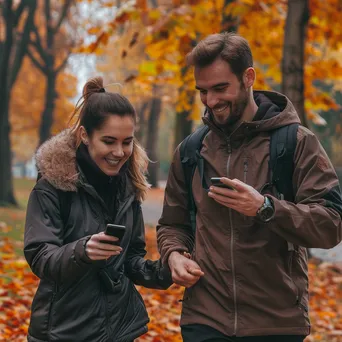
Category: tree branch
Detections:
[
  {"x1": 13, "y1": 0, "x2": 26, "y2": 26},
  {"x1": 27, "y1": 49, "x2": 47, "y2": 74},
  {"x1": 29, "y1": 26, "x2": 48, "y2": 64},
  {"x1": 53, "y1": 0, "x2": 72, "y2": 34},
  {"x1": 9, "y1": 0, "x2": 37, "y2": 88},
  {"x1": 55, "y1": 53, "x2": 69, "y2": 74}
]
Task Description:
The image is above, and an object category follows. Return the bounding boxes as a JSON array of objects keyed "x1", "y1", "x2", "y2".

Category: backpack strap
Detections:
[
  {"x1": 269, "y1": 123, "x2": 299, "y2": 203},
  {"x1": 180, "y1": 125, "x2": 210, "y2": 235},
  {"x1": 269, "y1": 123, "x2": 299, "y2": 252}
]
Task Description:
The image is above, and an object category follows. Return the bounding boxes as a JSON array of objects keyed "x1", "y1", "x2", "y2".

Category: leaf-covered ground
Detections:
[
  {"x1": 0, "y1": 184, "x2": 341, "y2": 341},
  {"x1": 1, "y1": 226, "x2": 341, "y2": 341}
]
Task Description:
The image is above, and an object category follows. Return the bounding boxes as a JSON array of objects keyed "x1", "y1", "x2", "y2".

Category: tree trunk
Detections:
[
  {"x1": 146, "y1": 91, "x2": 162, "y2": 188},
  {"x1": 221, "y1": 0, "x2": 239, "y2": 33},
  {"x1": 0, "y1": 0, "x2": 37, "y2": 206},
  {"x1": 28, "y1": 0, "x2": 72, "y2": 146},
  {"x1": 174, "y1": 92, "x2": 194, "y2": 149},
  {"x1": 135, "y1": 100, "x2": 149, "y2": 146},
  {"x1": 173, "y1": 64, "x2": 196, "y2": 150},
  {"x1": 39, "y1": 69, "x2": 57, "y2": 145},
  {"x1": 282, "y1": 0, "x2": 309, "y2": 127}
]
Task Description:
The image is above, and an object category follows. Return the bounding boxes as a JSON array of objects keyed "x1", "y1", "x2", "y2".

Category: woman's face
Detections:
[{"x1": 80, "y1": 114, "x2": 135, "y2": 176}]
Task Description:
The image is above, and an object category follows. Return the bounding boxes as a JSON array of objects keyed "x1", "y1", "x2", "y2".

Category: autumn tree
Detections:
[
  {"x1": 10, "y1": 57, "x2": 77, "y2": 164},
  {"x1": 27, "y1": 0, "x2": 76, "y2": 146},
  {"x1": 282, "y1": 0, "x2": 310, "y2": 126},
  {"x1": 0, "y1": 0, "x2": 37, "y2": 206}
]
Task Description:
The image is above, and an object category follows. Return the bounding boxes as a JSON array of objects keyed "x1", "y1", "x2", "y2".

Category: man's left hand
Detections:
[{"x1": 208, "y1": 177, "x2": 264, "y2": 216}]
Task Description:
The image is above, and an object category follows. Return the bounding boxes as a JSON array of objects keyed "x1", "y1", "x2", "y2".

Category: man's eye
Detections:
[
  {"x1": 215, "y1": 87, "x2": 226, "y2": 92},
  {"x1": 199, "y1": 90, "x2": 207, "y2": 95},
  {"x1": 103, "y1": 140, "x2": 113, "y2": 145}
]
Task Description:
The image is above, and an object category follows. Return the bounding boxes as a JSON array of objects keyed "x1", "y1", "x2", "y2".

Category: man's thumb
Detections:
[{"x1": 189, "y1": 268, "x2": 204, "y2": 276}]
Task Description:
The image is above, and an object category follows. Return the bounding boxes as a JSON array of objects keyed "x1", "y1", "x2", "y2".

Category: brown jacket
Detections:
[{"x1": 157, "y1": 91, "x2": 342, "y2": 337}]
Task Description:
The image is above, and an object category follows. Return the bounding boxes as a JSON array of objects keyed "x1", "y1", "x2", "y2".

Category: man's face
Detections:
[{"x1": 195, "y1": 58, "x2": 249, "y2": 126}]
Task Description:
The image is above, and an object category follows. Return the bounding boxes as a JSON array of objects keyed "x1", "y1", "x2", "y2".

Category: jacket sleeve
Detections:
[
  {"x1": 268, "y1": 126, "x2": 342, "y2": 249},
  {"x1": 124, "y1": 201, "x2": 173, "y2": 289},
  {"x1": 24, "y1": 183, "x2": 99, "y2": 286},
  {"x1": 156, "y1": 146, "x2": 195, "y2": 265}
]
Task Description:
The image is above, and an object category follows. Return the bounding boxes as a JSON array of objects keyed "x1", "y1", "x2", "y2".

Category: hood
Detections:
[
  {"x1": 36, "y1": 129, "x2": 136, "y2": 199},
  {"x1": 251, "y1": 90, "x2": 301, "y2": 130},
  {"x1": 202, "y1": 90, "x2": 301, "y2": 141},
  {"x1": 36, "y1": 129, "x2": 79, "y2": 192}
]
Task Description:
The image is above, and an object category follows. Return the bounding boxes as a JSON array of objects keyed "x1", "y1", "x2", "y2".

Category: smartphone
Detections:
[
  {"x1": 103, "y1": 224, "x2": 126, "y2": 245},
  {"x1": 210, "y1": 177, "x2": 235, "y2": 191}
]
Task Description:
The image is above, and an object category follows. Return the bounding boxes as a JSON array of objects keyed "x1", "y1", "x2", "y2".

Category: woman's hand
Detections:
[{"x1": 85, "y1": 232, "x2": 122, "y2": 260}]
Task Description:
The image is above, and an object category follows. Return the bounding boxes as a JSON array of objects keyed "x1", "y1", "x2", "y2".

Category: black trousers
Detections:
[{"x1": 181, "y1": 324, "x2": 306, "y2": 342}]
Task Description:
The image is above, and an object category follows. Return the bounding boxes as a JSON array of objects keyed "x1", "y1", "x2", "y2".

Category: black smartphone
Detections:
[
  {"x1": 103, "y1": 224, "x2": 126, "y2": 245},
  {"x1": 210, "y1": 177, "x2": 235, "y2": 191}
]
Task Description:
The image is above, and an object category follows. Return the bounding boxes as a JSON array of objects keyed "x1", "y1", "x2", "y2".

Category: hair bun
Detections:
[{"x1": 82, "y1": 76, "x2": 104, "y2": 101}]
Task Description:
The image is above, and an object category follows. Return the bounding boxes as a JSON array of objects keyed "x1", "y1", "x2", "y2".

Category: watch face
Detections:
[{"x1": 260, "y1": 207, "x2": 274, "y2": 221}]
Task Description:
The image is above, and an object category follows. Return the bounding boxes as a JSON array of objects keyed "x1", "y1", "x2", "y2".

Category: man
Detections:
[{"x1": 157, "y1": 32, "x2": 342, "y2": 342}]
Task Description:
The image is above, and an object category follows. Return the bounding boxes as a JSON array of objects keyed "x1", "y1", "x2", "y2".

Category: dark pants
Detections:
[{"x1": 181, "y1": 324, "x2": 306, "y2": 342}]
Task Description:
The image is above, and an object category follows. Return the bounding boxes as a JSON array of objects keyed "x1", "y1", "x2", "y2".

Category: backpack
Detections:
[{"x1": 179, "y1": 123, "x2": 299, "y2": 237}]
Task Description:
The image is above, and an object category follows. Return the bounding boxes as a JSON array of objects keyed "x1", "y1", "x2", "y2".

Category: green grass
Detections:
[{"x1": 0, "y1": 178, "x2": 35, "y2": 255}]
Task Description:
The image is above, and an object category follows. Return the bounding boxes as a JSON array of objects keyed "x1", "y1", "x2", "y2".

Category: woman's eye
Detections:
[{"x1": 123, "y1": 140, "x2": 133, "y2": 146}]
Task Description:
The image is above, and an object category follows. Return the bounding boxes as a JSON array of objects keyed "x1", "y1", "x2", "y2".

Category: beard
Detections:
[
  {"x1": 210, "y1": 86, "x2": 249, "y2": 129},
  {"x1": 226, "y1": 86, "x2": 249, "y2": 125}
]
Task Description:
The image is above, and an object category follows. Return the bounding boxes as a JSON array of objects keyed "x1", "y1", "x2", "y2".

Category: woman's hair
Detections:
[
  {"x1": 186, "y1": 32, "x2": 253, "y2": 82},
  {"x1": 70, "y1": 76, "x2": 150, "y2": 201}
]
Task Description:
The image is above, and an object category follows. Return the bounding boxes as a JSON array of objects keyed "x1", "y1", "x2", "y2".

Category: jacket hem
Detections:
[
  {"x1": 180, "y1": 318, "x2": 310, "y2": 337},
  {"x1": 27, "y1": 334, "x2": 47, "y2": 342},
  {"x1": 116, "y1": 324, "x2": 148, "y2": 342},
  {"x1": 235, "y1": 326, "x2": 310, "y2": 337}
]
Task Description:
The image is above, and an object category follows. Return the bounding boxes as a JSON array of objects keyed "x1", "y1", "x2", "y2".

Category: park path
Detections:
[{"x1": 142, "y1": 184, "x2": 342, "y2": 263}]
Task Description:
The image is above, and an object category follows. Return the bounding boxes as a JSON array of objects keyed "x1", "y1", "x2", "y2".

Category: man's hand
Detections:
[
  {"x1": 208, "y1": 177, "x2": 264, "y2": 216},
  {"x1": 168, "y1": 251, "x2": 204, "y2": 288},
  {"x1": 85, "y1": 232, "x2": 122, "y2": 260}
]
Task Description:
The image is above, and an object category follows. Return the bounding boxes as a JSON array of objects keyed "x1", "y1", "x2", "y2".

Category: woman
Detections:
[{"x1": 24, "y1": 77, "x2": 172, "y2": 342}]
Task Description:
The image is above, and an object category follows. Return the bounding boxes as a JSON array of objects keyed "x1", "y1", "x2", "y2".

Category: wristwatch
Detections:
[{"x1": 256, "y1": 196, "x2": 275, "y2": 222}]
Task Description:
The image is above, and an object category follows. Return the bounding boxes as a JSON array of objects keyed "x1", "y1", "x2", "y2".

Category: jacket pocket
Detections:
[
  {"x1": 287, "y1": 249, "x2": 307, "y2": 312},
  {"x1": 47, "y1": 283, "x2": 58, "y2": 336}
]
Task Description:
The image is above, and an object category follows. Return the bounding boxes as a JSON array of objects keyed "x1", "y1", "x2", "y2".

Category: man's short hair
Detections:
[{"x1": 186, "y1": 32, "x2": 253, "y2": 81}]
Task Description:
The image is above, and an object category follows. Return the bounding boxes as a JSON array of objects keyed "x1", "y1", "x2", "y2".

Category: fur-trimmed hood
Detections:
[{"x1": 36, "y1": 129, "x2": 79, "y2": 192}]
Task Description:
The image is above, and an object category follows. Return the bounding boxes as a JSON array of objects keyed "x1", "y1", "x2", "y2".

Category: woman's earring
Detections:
[{"x1": 83, "y1": 140, "x2": 88, "y2": 145}]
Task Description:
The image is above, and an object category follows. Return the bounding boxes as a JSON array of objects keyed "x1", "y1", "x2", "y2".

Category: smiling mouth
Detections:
[
  {"x1": 105, "y1": 158, "x2": 120, "y2": 166},
  {"x1": 213, "y1": 105, "x2": 229, "y2": 114}
]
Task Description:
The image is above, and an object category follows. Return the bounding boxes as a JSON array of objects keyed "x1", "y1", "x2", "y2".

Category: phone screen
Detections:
[{"x1": 210, "y1": 177, "x2": 235, "y2": 191}]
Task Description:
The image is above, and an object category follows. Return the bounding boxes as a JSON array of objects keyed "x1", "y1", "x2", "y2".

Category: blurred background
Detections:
[{"x1": 0, "y1": 0, "x2": 341, "y2": 341}]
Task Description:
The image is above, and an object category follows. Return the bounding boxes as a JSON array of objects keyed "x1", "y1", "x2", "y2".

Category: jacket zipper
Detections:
[
  {"x1": 243, "y1": 160, "x2": 248, "y2": 221},
  {"x1": 288, "y1": 251, "x2": 301, "y2": 307},
  {"x1": 243, "y1": 160, "x2": 248, "y2": 184},
  {"x1": 227, "y1": 139, "x2": 238, "y2": 335}
]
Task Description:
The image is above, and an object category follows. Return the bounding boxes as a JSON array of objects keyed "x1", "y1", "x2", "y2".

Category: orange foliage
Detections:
[{"x1": 82, "y1": 0, "x2": 342, "y2": 122}]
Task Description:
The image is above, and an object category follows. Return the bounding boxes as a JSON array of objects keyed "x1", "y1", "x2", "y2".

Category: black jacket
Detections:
[{"x1": 24, "y1": 130, "x2": 172, "y2": 342}]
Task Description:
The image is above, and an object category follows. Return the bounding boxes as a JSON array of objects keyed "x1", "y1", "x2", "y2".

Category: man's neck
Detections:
[{"x1": 241, "y1": 90, "x2": 258, "y2": 122}]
